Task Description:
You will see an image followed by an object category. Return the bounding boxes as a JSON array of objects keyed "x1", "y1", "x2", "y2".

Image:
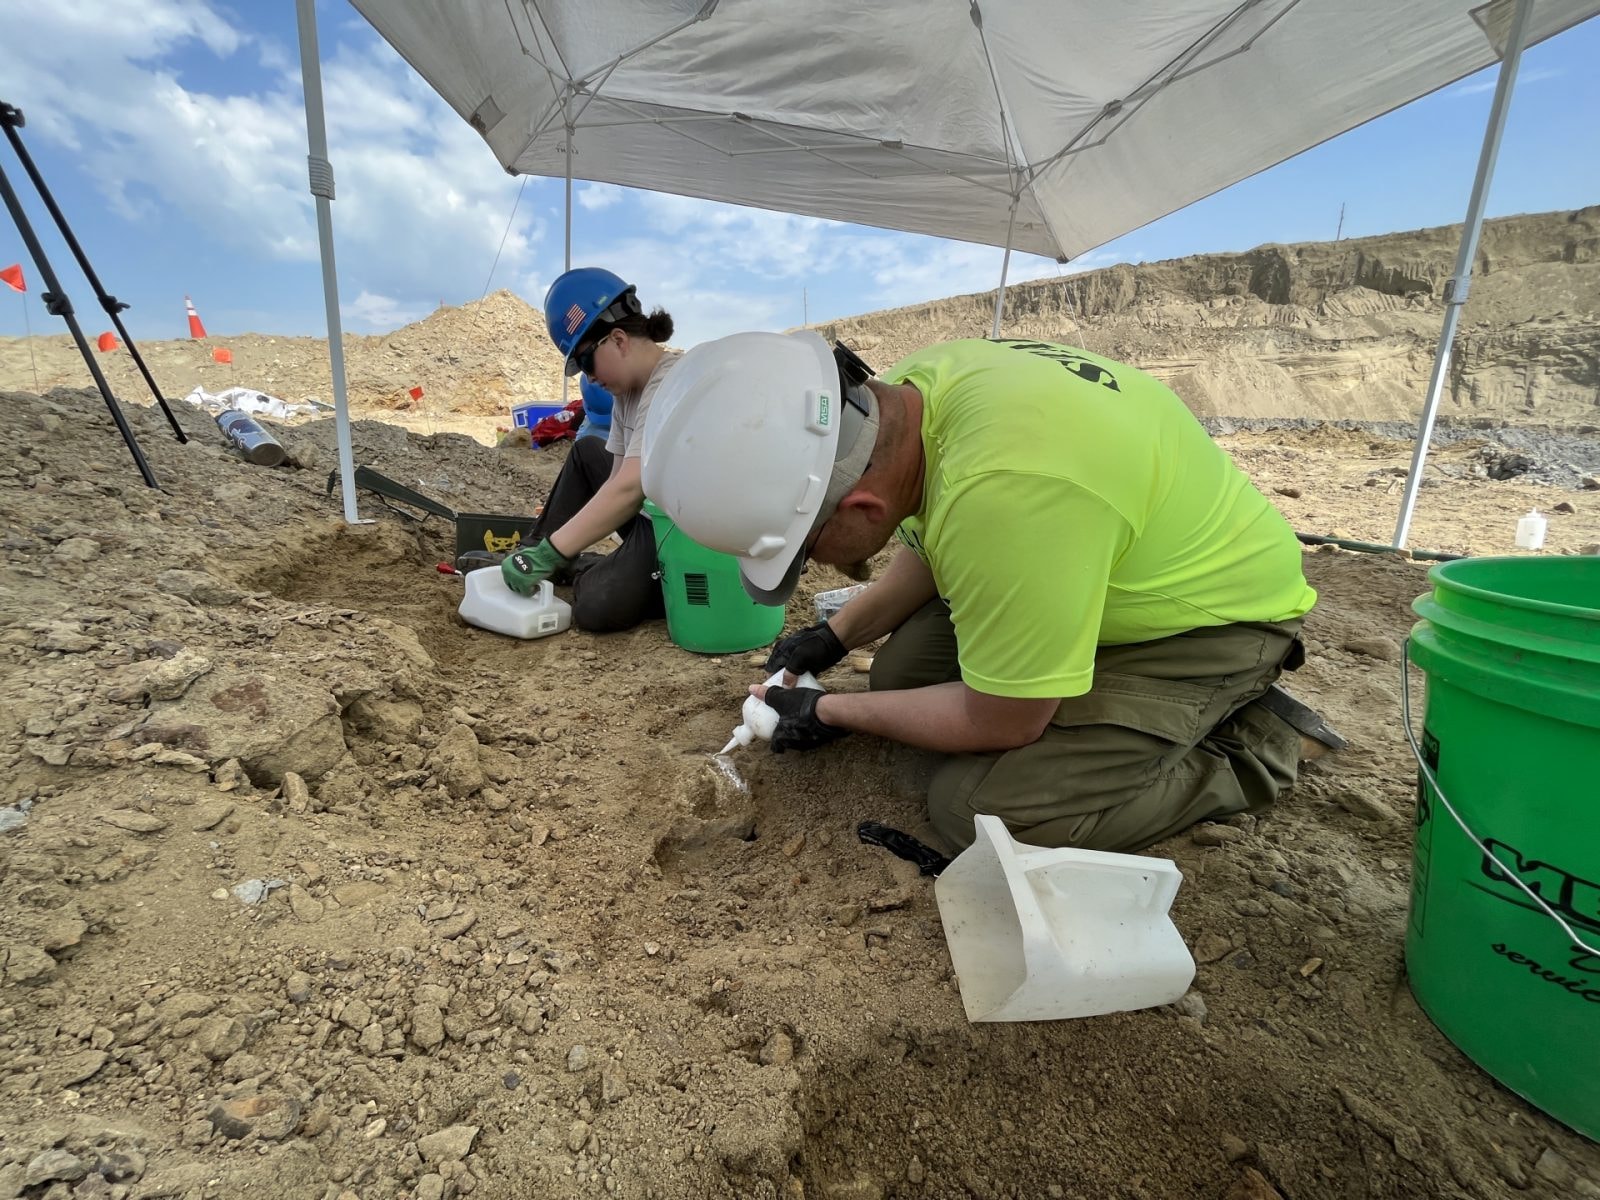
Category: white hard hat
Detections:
[{"x1": 641, "y1": 330, "x2": 879, "y2": 604}]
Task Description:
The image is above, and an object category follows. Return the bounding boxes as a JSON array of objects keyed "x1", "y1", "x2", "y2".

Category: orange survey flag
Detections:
[
  {"x1": 409, "y1": 386, "x2": 424, "y2": 400},
  {"x1": 212, "y1": 347, "x2": 233, "y2": 364},
  {"x1": 0, "y1": 263, "x2": 24, "y2": 293},
  {"x1": 97, "y1": 331, "x2": 119, "y2": 351}
]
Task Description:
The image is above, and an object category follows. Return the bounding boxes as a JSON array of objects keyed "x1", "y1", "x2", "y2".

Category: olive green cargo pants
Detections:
[{"x1": 869, "y1": 600, "x2": 1305, "y2": 854}]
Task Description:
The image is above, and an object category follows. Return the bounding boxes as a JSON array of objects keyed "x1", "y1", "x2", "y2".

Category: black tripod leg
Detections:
[
  {"x1": 0, "y1": 102, "x2": 187, "y2": 444},
  {"x1": 0, "y1": 156, "x2": 159, "y2": 489}
]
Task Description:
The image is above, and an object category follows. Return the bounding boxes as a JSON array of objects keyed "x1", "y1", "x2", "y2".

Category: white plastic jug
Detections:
[
  {"x1": 934, "y1": 815, "x2": 1195, "y2": 1022},
  {"x1": 458, "y1": 571, "x2": 572, "y2": 639},
  {"x1": 1515, "y1": 508, "x2": 1547, "y2": 551}
]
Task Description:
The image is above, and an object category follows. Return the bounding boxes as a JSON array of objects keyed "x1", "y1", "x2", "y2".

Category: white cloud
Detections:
[
  {"x1": 576, "y1": 183, "x2": 623, "y2": 211},
  {"x1": 1446, "y1": 65, "x2": 1562, "y2": 98},
  {"x1": 344, "y1": 290, "x2": 428, "y2": 329},
  {"x1": 5, "y1": 0, "x2": 545, "y2": 333}
]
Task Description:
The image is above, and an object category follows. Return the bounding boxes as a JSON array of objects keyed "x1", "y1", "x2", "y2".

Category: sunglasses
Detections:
[{"x1": 574, "y1": 331, "x2": 608, "y2": 378}]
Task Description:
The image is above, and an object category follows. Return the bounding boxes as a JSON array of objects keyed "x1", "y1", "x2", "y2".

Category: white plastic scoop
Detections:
[
  {"x1": 720, "y1": 670, "x2": 822, "y2": 753},
  {"x1": 935, "y1": 815, "x2": 1195, "y2": 1022}
]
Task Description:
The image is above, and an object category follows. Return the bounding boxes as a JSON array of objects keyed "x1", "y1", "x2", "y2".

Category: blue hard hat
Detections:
[
  {"x1": 544, "y1": 267, "x2": 638, "y2": 375},
  {"x1": 579, "y1": 374, "x2": 614, "y2": 421}
]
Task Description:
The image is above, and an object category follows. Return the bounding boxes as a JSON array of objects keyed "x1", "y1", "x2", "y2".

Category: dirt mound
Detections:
[
  {"x1": 1, "y1": 385, "x2": 1597, "y2": 1198},
  {"x1": 823, "y1": 207, "x2": 1600, "y2": 426},
  {"x1": 0, "y1": 290, "x2": 570, "y2": 424}
]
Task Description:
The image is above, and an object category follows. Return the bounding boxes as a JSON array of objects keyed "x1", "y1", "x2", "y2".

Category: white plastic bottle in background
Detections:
[
  {"x1": 721, "y1": 670, "x2": 822, "y2": 753},
  {"x1": 1515, "y1": 508, "x2": 1547, "y2": 551}
]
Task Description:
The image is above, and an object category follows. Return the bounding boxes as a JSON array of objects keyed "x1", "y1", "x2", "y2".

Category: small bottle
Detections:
[
  {"x1": 1515, "y1": 509, "x2": 1547, "y2": 551},
  {"x1": 216, "y1": 409, "x2": 287, "y2": 467},
  {"x1": 721, "y1": 671, "x2": 822, "y2": 753}
]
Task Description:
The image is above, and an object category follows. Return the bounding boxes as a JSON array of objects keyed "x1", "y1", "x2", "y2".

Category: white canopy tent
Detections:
[{"x1": 301, "y1": 0, "x2": 1598, "y2": 541}]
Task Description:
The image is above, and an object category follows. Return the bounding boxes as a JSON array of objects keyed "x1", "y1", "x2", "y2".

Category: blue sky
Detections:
[{"x1": 1, "y1": 3, "x2": 1597, "y2": 348}]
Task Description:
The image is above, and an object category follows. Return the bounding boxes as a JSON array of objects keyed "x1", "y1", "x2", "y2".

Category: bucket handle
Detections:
[{"x1": 1400, "y1": 641, "x2": 1600, "y2": 957}]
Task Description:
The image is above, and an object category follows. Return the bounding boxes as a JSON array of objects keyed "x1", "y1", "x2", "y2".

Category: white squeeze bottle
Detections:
[
  {"x1": 721, "y1": 670, "x2": 823, "y2": 753},
  {"x1": 1515, "y1": 508, "x2": 1547, "y2": 551}
]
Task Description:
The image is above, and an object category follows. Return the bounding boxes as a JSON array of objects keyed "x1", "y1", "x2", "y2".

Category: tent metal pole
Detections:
[
  {"x1": 295, "y1": 0, "x2": 360, "y2": 525},
  {"x1": 562, "y1": 113, "x2": 573, "y2": 405},
  {"x1": 564, "y1": 119, "x2": 574, "y2": 271},
  {"x1": 989, "y1": 195, "x2": 1018, "y2": 339},
  {"x1": 1393, "y1": 0, "x2": 1532, "y2": 549}
]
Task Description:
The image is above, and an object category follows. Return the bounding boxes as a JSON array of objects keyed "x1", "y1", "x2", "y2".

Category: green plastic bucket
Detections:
[
  {"x1": 1406, "y1": 556, "x2": 1600, "y2": 1140},
  {"x1": 643, "y1": 501, "x2": 784, "y2": 655}
]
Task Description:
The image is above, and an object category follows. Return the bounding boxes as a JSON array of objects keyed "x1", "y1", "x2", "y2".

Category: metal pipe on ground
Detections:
[{"x1": 1295, "y1": 532, "x2": 1464, "y2": 563}]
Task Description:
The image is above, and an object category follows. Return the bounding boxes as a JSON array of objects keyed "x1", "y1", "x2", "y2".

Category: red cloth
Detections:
[
  {"x1": 529, "y1": 399, "x2": 585, "y2": 447},
  {"x1": 0, "y1": 263, "x2": 24, "y2": 293}
]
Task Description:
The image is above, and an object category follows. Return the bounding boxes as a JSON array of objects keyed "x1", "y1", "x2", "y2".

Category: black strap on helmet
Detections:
[{"x1": 832, "y1": 341, "x2": 875, "y2": 417}]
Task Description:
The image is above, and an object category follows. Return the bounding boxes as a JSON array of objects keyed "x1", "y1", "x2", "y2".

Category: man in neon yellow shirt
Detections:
[{"x1": 643, "y1": 334, "x2": 1337, "y2": 854}]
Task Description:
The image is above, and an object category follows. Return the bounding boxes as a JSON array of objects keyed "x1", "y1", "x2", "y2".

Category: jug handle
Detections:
[
  {"x1": 538, "y1": 580, "x2": 553, "y2": 605},
  {"x1": 1022, "y1": 851, "x2": 1182, "y2": 915}
]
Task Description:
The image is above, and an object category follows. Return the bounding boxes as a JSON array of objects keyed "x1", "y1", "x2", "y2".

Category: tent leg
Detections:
[
  {"x1": 562, "y1": 118, "x2": 574, "y2": 406},
  {"x1": 1393, "y1": 0, "x2": 1533, "y2": 549},
  {"x1": 989, "y1": 196, "x2": 1018, "y2": 339},
  {"x1": 564, "y1": 121, "x2": 574, "y2": 272},
  {"x1": 296, "y1": 0, "x2": 360, "y2": 525}
]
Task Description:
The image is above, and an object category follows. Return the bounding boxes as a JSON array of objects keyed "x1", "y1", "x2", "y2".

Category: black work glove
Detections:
[
  {"x1": 764, "y1": 686, "x2": 850, "y2": 754},
  {"x1": 764, "y1": 621, "x2": 848, "y2": 677}
]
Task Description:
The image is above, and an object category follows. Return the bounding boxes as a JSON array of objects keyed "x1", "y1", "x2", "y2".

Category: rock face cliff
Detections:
[
  {"x1": 1, "y1": 208, "x2": 1594, "y2": 424},
  {"x1": 822, "y1": 206, "x2": 1600, "y2": 424}
]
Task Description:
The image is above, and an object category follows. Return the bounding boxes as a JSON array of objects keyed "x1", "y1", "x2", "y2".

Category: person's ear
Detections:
[{"x1": 836, "y1": 485, "x2": 887, "y2": 525}]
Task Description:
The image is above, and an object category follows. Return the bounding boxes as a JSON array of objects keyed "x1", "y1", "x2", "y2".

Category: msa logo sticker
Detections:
[{"x1": 806, "y1": 390, "x2": 833, "y2": 434}]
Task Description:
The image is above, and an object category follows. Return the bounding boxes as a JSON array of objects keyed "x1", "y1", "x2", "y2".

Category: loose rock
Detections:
[
  {"x1": 435, "y1": 908, "x2": 478, "y2": 939},
  {"x1": 286, "y1": 970, "x2": 314, "y2": 1004},
  {"x1": 282, "y1": 771, "x2": 311, "y2": 813},
  {"x1": 189, "y1": 800, "x2": 234, "y2": 831},
  {"x1": 48, "y1": 1047, "x2": 109, "y2": 1088},
  {"x1": 100, "y1": 810, "x2": 168, "y2": 833},
  {"x1": 193, "y1": 1014, "x2": 249, "y2": 1060},
  {"x1": 416, "y1": 1124, "x2": 480, "y2": 1164},
  {"x1": 208, "y1": 1092, "x2": 302, "y2": 1141},
  {"x1": 25, "y1": 1149, "x2": 89, "y2": 1187},
  {"x1": 1193, "y1": 824, "x2": 1245, "y2": 847},
  {"x1": 411, "y1": 1004, "x2": 445, "y2": 1052}
]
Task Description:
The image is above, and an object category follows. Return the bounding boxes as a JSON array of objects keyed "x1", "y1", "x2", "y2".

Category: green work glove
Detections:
[{"x1": 501, "y1": 538, "x2": 572, "y2": 596}]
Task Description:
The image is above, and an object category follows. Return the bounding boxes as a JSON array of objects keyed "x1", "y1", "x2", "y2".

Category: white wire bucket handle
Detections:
[{"x1": 1400, "y1": 639, "x2": 1600, "y2": 958}]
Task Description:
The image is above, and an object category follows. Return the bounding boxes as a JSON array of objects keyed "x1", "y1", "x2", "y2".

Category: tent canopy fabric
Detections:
[{"x1": 350, "y1": 0, "x2": 1596, "y2": 263}]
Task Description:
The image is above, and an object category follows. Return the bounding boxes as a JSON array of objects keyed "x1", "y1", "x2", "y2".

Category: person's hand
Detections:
[
  {"x1": 764, "y1": 621, "x2": 848, "y2": 678},
  {"x1": 501, "y1": 539, "x2": 572, "y2": 596},
  {"x1": 756, "y1": 685, "x2": 850, "y2": 753}
]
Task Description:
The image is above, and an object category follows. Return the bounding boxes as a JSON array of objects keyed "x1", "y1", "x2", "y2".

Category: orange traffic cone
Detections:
[{"x1": 185, "y1": 295, "x2": 208, "y2": 339}]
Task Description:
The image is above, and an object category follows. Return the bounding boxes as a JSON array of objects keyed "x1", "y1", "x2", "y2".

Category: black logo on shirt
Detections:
[{"x1": 994, "y1": 340, "x2": 1123, "y2": 392}]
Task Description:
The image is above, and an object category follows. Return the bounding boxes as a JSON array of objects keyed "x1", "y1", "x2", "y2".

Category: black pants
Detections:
[{"x1": 530, "y1": 438, "x2": 664, "y2": 633}]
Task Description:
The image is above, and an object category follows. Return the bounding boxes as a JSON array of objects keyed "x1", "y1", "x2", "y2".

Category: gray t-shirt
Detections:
[{"x1": 606, "y1": 349, "x2": 682, "y2": 460}]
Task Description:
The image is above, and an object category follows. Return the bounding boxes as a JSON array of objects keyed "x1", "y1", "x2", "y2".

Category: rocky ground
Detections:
[{"x1": 0, "y1": 381, "x2": 1597, "y2": 1200}]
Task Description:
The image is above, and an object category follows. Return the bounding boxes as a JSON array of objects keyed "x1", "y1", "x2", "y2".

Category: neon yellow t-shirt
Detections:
[{"x1": 883, "y1": 340, "x2": 1316, "y2": 699}]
